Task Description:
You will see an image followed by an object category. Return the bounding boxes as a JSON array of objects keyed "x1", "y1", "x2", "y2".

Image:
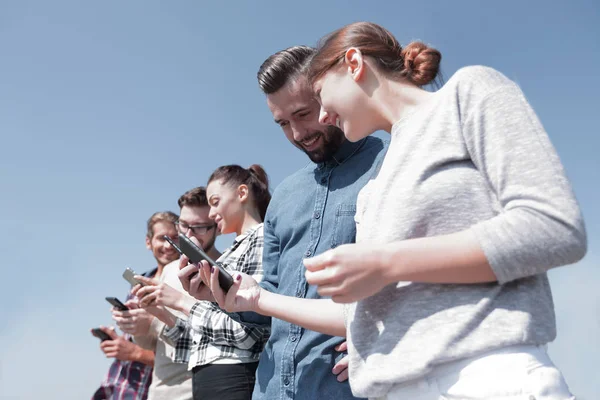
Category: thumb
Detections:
[
  {"x1": 134, "y1": 275, "x2": 157, "y2": 286},
  {"x1": 335, "y1": 341, "x2": 348, "y2": 352},
  {"x1": 100, "y1": 325, "x2": 119, "y2": 340}
]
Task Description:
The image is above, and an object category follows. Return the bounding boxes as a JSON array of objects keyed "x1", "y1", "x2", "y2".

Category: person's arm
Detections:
[
  {"x1": 188, "y1": 229, "x2": 271, "y2": 348},
  {"x1": 305, "y1": 77, "x2": 587, "y2": 303},
  {"x1": 257, "y1": 291, "x2": 345, "y2": 337}
]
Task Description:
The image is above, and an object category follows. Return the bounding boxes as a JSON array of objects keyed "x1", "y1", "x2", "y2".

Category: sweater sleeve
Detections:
[{"x1": 463, "y1": 81, "x2": 587, "y2": 284}]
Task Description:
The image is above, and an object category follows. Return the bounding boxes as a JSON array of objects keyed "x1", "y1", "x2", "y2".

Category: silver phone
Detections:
[{"x1": 122, "y1": 267, "x2": 145, "y2": 287}]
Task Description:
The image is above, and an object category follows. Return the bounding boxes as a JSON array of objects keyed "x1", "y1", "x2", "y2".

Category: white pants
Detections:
[{"x1": 374, "y1": 345, "x2": 574, "y2": 400}]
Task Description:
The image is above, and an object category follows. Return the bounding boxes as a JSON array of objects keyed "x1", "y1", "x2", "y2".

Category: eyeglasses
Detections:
[{"x1": 174, "y1": 220, "x2": 216, "y2": 235}]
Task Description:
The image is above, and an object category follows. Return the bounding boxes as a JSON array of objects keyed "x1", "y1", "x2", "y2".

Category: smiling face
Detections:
[
  {"x1": 266, "y1": 76, "x2": 345, "y2": 163},
  {"x1": 206, "y1": 179, "x2": 247, "y2": 235},
  {"x1": 313, "y1": 58, "x2": 379, "y2": 143},
  {"x1": 146, "y1": 221, "x2": 179, "y2": 268}
]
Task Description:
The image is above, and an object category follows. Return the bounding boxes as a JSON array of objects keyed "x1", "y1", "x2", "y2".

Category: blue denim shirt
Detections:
[{"x1": 239, "y1": 136, "x2": 387, "y2": 400}]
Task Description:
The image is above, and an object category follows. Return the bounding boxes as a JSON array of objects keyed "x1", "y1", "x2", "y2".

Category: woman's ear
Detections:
[
  {"x1": 237, "y1": 184, "x2": 249, "y2": 203},
  {"x1": 344, "y1": 47, "x2": 365, "y2": 82}
]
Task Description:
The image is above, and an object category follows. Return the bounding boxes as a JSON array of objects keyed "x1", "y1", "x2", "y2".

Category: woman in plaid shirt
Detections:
[{"x1": 135, "y1": 164, "x2": 271, "y2": 400}]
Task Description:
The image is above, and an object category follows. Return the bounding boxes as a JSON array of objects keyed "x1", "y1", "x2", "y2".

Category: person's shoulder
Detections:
[
  {"x1": 447, "y1": 65, "x2": 516, "y2": 96},
  {"x1": 141, "y1": 266, "x2": 159, "y2": 278}
]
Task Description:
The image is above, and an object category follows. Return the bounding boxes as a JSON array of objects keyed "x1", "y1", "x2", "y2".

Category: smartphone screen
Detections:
[
  {"x1": 105, "y1": 296, "x2": 128, "y2": 311},
  {"x1": 177, "y1": 233, "x2": 234, "y2": 292},
  {"x1": 91, "y1": 328, "x2": 112, "y2": 342}
]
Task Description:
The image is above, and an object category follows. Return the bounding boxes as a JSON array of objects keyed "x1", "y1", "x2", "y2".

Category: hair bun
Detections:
[
  {"x1": 400, "y1": 41, "x2": 441, "y2": 86},
  {"x1": 248, "y1": 164, "x2": 270, "y2": 189}
]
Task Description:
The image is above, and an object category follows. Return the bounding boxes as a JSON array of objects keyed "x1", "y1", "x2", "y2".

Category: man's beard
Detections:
[{"x1": 296, "y1": 125, "x2": 346, "y2": 164}]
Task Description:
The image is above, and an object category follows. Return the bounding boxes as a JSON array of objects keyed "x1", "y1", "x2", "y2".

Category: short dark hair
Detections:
[
  {"x1": 146, "y1": 211, "x2": 178, "y2": 238},
  {"x1": 257, "y1": 45, "x2": 315, "y2": 94},
  {"x1": 177, "y1": 187, "x2": 209, "y2": 209}
]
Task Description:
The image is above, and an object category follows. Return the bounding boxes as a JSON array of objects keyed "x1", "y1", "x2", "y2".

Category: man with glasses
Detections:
[{"x1": 114, "y1": 188, "x2": 220, "y2": 400}]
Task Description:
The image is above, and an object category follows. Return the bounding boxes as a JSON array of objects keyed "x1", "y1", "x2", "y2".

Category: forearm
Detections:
[
  {"x1": 257, "y1": 290, "x2": 346, "y2": 337},
  {"x1": 132, "y1": 346, "x2": 155, "y2": 367},
  {"x1": 384, "y1": 229, "x2": 496, "y2": 284}
]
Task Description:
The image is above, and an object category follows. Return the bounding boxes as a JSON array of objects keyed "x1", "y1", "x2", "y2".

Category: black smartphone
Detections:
[
  {"x1": 177, "y1": 233, "x2": 234, "y2": 292},
  {"x1": 164, "y1": 235, "x2": 199, "y2": 280},
  {"x1": 163, "y1": 235, "x2": 183, "y2": 256},
  {"x1": 105, "y1": 296, "x2": 128, "y2": 311},
  {"x1": 91, "y1": 328, "x2": 112, "y2": 342}
]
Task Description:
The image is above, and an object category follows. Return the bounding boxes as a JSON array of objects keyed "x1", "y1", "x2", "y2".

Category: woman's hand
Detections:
[
  {"x1": 198, "y1": 261, "x2": 262, "y2": 313},
  {"x1": 304, "y1": 243, "x2": 392, "y2": 303}
]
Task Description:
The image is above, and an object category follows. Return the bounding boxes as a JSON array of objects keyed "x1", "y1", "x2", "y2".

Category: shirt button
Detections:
[
  {"x1": 320, "y1": 177, "x2": 327, "y2": 184},
  {"x1": 305, "y1": 250, "x2": 312, "y2": 257},
  {"x1": 290, "y1": 335, "x2": 297, "y2": 342},
  {"x1": 313, "y1": 212, "x2": 320, "y2": 219},
  {"x1": 284, "y1": 378, "x2": 290, "y2": 386}
]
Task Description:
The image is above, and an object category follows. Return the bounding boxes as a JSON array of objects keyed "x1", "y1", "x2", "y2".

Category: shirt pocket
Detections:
[{"x1": 331, "y1": 204, "x2": 357, "y2": 249}]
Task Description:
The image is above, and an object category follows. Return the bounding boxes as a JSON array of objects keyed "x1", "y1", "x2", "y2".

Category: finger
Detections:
[
  {"x1": 335, "y1": 341, "x2": 348, "y2": 352},
  {"x1": 100, "y1": 325, "x2": 118, "y2": 340},
  {"x1": 130, "y1": 284, "x2": 142, "y2": 297},
  {"x1": 140, "y1": 292, "x2": 158, "y2": 308},
  {"x1": 316, "y1": 282, "x2": 348, "y2": 298},
  {"x1": 125, "y1": 299, "x2": 139, "y2": 309},
  {"x1": 189, "y1": 270, "x2": 204, "y2": 298},
  {"x1": 136, "y1": 285, "x2": 156, "y2": 299},
  {"x1": 199, "y1": 261, "x2": 211, "y2": 286},
  {"x1": 305, "y1": 266, "x2": 342, "y2": 287},
  {"x1": 303, "y1": 250, "x2": 336, "y2": 272},
  {"x1": 210, "y1": 266, "x2": 227, "y2": 306},
  {"x1": 224, "y1": 274, "x2": 243, "y2": 312},
  {"x1": 331, "y1": 293, "x2": 355, "y2": 304},
  {"x1": 134, "y1": 275, "x2": 158, "y2": 286},
  {"x1": 336, "y1": 368, "x2": 349, "y2": 382},
  {"x1": 189, "y1": 236, "x2": 201, "y2": 247},
  {"x1": 179, "y1": 254, "x2": 190, "y2": 270}
]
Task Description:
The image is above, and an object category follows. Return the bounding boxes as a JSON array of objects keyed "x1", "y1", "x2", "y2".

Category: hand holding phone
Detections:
[
  {"x1": 91, "y1": 328, "x2": 112, "y2": 342},
  {"x1": 123, "y1": 267, "x2": 145, "y2": 287},
  {"x1": 177, "y1": 233, "x2": 234, "y2": 292},
  {"x1": 106, "y1": 296, "x2": 129, "y2": 311}
]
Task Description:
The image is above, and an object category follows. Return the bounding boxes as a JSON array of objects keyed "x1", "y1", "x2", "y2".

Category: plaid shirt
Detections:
[
  {"x1": 92, "y1": 268, "x2": 156, "y2": 400},
  {"x1": 163, "y1": 224, "x2": 270, "y2": 368}
]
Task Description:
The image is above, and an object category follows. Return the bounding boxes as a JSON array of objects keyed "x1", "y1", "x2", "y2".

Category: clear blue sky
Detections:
[{"x1": 0, "y1": 1, "x2": 598, "y2": 399}]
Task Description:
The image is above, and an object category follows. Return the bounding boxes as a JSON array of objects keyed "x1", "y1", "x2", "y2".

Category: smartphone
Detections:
[
  {"x1": 164, "y1": 235, "x2": 200, "y2": 281},
  {"x1": 177, "y1": 233, "x2": 234, "y2": 292},
  {"x1": 163, "y1": 235, "x2": 184, "y2": 256},
  {"x1": 105, "y1": 296, "x2": 128, "y2": 311},
  {"x1": 91, "y1": 328, "x2": 112, "y2": 342},
  {"x1": 123, "y1": 267, "x2": 145, "y2": 287}
]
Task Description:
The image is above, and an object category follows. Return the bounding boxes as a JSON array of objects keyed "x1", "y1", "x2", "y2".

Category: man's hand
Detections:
[
  {"x1": 332, "y1": 341, "x2": 349, "y2": 382},
  {"x1": 98, "y1": 326, "x2": 142, "y2": 361},
  {"x1": 111, "y1": 301, "x2": 154, "y2": 336}
]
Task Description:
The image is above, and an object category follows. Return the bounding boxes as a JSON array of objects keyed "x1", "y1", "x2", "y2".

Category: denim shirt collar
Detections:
[{"x1": 318, "y1": 138, "x2": 367, "y2": 169}]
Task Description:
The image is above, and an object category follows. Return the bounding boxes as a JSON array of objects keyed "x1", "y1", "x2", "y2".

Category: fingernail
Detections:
[
  {"x1": 236, "y1": 274, "x2": 242, "y2": 281},
  {"x1": 211, "y1": 266, "x2": 215, "y2": 273}
]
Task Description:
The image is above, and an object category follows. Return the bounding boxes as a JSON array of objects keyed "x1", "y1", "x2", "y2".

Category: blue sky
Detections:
[{"x1": 0, "y1": 1, "x2": 598, "y2": 399}]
